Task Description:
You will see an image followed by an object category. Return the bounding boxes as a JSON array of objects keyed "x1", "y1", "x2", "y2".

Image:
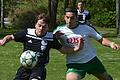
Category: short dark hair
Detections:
[
  {"x1": 77, "y1": 0, "x2": 84, "y2": 4},
  {"x1": 65, "y1": 7, "x2": 77, "y2": 17},
  {"x1": 35, "y1": 13, "x2": 49, "y2": 24}
]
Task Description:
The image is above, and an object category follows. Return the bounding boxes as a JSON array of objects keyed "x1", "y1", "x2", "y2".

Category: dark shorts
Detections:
[
  {"x1": 14, "y1": 65, "x2": 46, "y2": 80},
  {"x1": 66, "y1": 57, "x2": 106, "y2": 78}
]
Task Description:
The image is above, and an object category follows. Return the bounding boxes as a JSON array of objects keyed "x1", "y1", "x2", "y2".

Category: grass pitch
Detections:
[{"x1": 0, "y1": 38, "x2": 120, "y2": 80}]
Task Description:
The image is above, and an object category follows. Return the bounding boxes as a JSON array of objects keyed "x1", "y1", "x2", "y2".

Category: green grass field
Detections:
[{"x1": 0, "y1": 37, "x2": 120, "y2": 80}]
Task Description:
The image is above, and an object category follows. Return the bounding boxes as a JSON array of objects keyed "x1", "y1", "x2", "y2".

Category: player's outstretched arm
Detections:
[
  {"x1": 99, "y1": 38, "x2": 120, "y2": 50},
  {"x1": 0, "y1": 35, "x2": 14, "y2": 46}
]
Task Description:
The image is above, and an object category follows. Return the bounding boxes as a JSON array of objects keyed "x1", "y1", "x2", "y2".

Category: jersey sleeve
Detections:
[
  {"x1": 53, "y1": 27, "x2": 60, "y2": 34},
  {"x1": 51, "y1": 35, "x2": 62, "y2": 49},
  {"x1": 13, "y1": 29, "x2": 27, "y2": 42},
  {"x1": 89, "y1": 27, "x2": 102, "y2": 40},
  {"x1": 86, "y1": 12, "x2": 91, "y2": 20}
]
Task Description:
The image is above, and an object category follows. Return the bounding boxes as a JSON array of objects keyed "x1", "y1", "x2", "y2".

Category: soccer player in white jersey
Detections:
[
  {"x1": 0, "y1": 13, "x2": 82, "y2": 80},
  {"x1": 53, "y1": 7, "x2": 120, "y2": 80}
]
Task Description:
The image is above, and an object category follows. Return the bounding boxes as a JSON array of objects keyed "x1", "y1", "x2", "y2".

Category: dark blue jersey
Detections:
[
  {"x1": 77, "y1": 9, "x2": 91, "y2": 24},
  {"x1": 13, "y1": 28, "x2": 62, "y2": 65}
]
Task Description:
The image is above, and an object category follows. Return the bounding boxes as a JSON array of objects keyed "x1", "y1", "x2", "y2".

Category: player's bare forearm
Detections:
[
  {"x1": 58, "y1": 46, "x2": 79, "y2": 54},
  {"x1": 99, "y1": 38, "x2": 120, "y2": 50},
  {"x1": 0, "y1": 35, "x2": 14, "y2": 46}
]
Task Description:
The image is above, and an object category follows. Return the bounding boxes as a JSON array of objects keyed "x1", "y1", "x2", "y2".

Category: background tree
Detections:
[
  {"x1": 1, "y1": 0, "x2": 118, "y2": 33},
  {"x1": 7, "y1": 0, "x2": 48, "y2": 29},
  {"x1": 48, "y1": 0, "x2": 58, "y2": 31},
  {"x1": 116, "y1": 0, "x2": 120, "y2": 37},
  {"x1": 1, "y1": 0, "x2": 5, "y2": 28},
  {"x1": 64, "y1": 0, "x2": 77, "y2": 10}
]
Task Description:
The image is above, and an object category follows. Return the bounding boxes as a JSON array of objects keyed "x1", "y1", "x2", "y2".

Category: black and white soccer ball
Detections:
[{"x1": 20, "y1": 50, "x2": 38, "y2": 69}]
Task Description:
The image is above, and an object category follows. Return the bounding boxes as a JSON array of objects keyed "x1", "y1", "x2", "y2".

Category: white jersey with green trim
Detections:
[{"x1": 53, "y1": 24, "x2": 102, "y2": 63}]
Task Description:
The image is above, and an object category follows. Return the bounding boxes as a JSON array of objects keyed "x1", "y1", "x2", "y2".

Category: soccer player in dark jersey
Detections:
[
  {"x1": 77, "y1": 1, "x2": 100, "y2": 34},
  {"x1": 77, "y1": 1, "x2": 91, "y2": 24},
  {"x1": 0, "y1": 13, "x2": 83, "y2": 80}
]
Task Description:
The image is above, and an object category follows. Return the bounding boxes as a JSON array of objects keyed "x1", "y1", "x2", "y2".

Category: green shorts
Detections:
[{"x1": 66, "y1": 57, "x2": 106, "y2": 78}]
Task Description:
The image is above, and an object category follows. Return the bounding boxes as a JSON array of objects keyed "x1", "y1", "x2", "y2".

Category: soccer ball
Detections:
[
  {"x1": 58, "y1": 33, "x2": 84, "y2": 47},
  {"x1": 20, "y1": 50, "x2": 38, "y2": 69}
]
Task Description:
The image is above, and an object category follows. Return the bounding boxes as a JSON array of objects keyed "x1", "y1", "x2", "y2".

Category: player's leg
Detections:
[
  {"x1": 13, "y1": 66, "x2": 30, "y2": 80},
  {"x1": 66, "y1": 64, "x2": 86, "y2": 80},
  {"x1": 93, "y1": 72, "x2": 113, "y2": 80},
  {"x1": 66, "y1": 72, "x2": 81, "y2": 80},
  {"x1": 87, "y1": 57, "x2": 113, "y2": 80},
  {"x1": 66, "y1": 68, "x2": 81, "y2": 80},
  {"x1": 30, "y1": 65, "x2": 46, "y2": 80}
]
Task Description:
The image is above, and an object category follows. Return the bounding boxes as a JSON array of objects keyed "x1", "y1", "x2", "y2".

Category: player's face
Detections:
[
  {"x1": 77, "y1": 2, "x2": 84, "y2": 10},
  {"x1": 35, "y1": 19, "x2": 48, "y2": 36},
  {"x1": 64, "y1": 12, "x2": 77, "y2": 28}
]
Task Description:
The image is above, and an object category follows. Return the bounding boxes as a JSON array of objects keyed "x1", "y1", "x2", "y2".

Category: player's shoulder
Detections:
[
  {"x1": 78, "y1": 24, "x2": 90, "y2": 28},
  {"x1": 53, "y1": 24, "x2": 67, "y2": 34},
  {"x1": 43, "y1": 32, "x2": 54, "y2": 41},
  {"x1": 27, "y1": 28, "x2": 36, "y2": 35},
  {"x1": 14, "y1": 29, "x2": 27, "y2": 37},
  {"x1": 56, "y1": 24, "x2": 67, "y2": 29},
  {"x1": 77, "y1": 24, "x2": 93, "y2": 31},
  {"x1": 45, "y1": 32, "x2": 53, "y2": 37},
  {"x1": 79, "y1": 24, "x2": 100, "y2": 33},
  {"x1": 83, "y1": 10, "x2": 90, "y2": 13}
]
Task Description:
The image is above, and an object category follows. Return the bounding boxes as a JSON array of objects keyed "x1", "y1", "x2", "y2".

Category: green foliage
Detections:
[
  {"x1": 92, "y1": 11, "x2": 116, "y2": 28},
  {"x1": 4, "y1": 0, "x2": 18, "y2": 17},
  {"x1": 56, "y1": 0, "x2": 117, "y2": 28},
  {"x1": 56, "y1": 0, "x2": 65, "y2": 25},
  {"x1": 10, "y1": 9, "x2": 43, "y2": 29},
  {"x1": 7, "y1": 0, "x2": 48, "y2": 29},
  {"x1": 83, "y1": 0, "x2": 116, "y2": 28},
  {"x1": 4, "y1": 0, "x2": 117, "y2": 29},
  {"x1": 0, "y1": 28, "x2": 19, "y2": 38}
]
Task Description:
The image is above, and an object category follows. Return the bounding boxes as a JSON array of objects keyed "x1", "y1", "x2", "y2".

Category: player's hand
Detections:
[
  {"x1": 0, "y1": 40, "x2": 5, "y2": 46},
  {"x1": 78, "y1": 37, "x2": 84, "y2": 50},
  {"x1": 74, "y1": 37, "x2": 84, "y2": 51},
  {"x1": 110, "y1": 42, "x2": 120, "y2": 50}
]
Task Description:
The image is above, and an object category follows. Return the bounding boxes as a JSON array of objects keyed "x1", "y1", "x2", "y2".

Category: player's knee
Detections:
[{"x1": 66, "y1": 72, "x2": 81, "y2": 80}]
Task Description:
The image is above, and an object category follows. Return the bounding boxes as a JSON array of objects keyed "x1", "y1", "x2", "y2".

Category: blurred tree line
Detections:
[
  {"x1": 85, "y1": 0, "x2": 116, "y2": 28},
  {"x1": 2, "y1": 0, "x2": 116, "y2": 29},
  {"x1": 3, "y1": 0, "x2": 48, "y2": 29}
]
